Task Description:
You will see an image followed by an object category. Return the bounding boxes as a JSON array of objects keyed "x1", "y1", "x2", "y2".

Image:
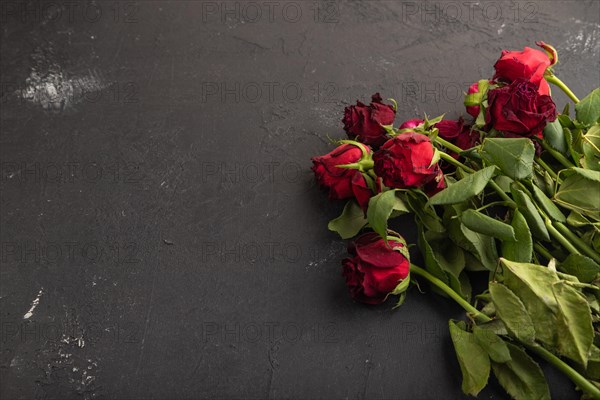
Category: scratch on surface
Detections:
[
  {"x1": 23, "y1": 288, "x2": 43, "y2": 319},
  {"x1": 266, "y1": 338, "x2": 281, "y2": 399}
]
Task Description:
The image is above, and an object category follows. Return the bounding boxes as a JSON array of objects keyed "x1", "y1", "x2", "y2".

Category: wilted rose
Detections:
[
  {"x1": 343, "y1": 93, "x2": 396, "y2": 147},
  {"x1": 485, "y1": 79, "x2": 557, "y2": 138}
]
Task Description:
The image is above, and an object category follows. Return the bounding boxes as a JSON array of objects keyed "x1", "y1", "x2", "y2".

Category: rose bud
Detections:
[
  {"x1": 493, "y1": 45, "x2": 551, "y2": 95},
  {"x1": 342, "y1": 232, "x2": 410, "y2": 305},
  {"x1": 373, "y1": 133, "x2": 444, "y2": 191},
  {"x1": 485, "y1": 78, "x2": 557, "y2": 138},
  {"x1": 312, "y1": 143, "x2": 370, "y2": 201},
  {"x1": 465, "y1": 82, "x2": 482, "y2": 118},
  {"x1": 399, "y1": 118, "x2": 424, "y2": 130},
  {"x1": 343, "y1": 93, "x2": 396, "y2": 147}
]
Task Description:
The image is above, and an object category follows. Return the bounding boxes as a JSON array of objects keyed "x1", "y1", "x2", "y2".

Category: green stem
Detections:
[
  {"x1": 546, "y1": 75, "x2": 580, "y2": 104},
  {"x1": 434, "y1": 136, "x2": 464, "y2": 155},
  {"x1": 488, "y1": 180, "x2": 516, "y2": 206},
  {"x1": 411, "y1": 263, "x2": 600, "y2": 400},
  {"x1": 539, "y1": 140, "x2": 575, "y2": 169},
  {"x1": 554, "y1": 221, "x2": 600, "y2": 264},
  {"x1": 438, "y1": 152, "x2": 475, "y2": 173},
  {"x1": 545, "y1": 219, "x2": 580, "y2": 255},
  {"x1": 524, "y1": 344, "x2": 600, "y2": 400},
  {"x1": 534, "y1": 242, "x2": 555, "y2": 261},
  {"x1": 410, "y1": 265, "x2": 491, "y2": 323},
  {"x1": 535, "y1": 157, "x2": 560, "y2": 182},
  {"x1": 475, "y1": 201, "x2": 513, "y2": 213}
]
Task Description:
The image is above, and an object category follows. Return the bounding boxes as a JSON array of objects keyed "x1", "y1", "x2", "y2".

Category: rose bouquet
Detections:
[{"x1": 311, "y1": 42, "x2": 600, "y2": 399}]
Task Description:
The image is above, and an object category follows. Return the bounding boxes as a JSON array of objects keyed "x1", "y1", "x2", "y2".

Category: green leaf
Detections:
[
  {"x1": 531, "y1": 184, "x2": 566, "y2": 223},
  {"x1": 585, "y1": 346, "x2": 600, "y2": 380},
  {"x1": 566, "y1": 210, "x2": 600, "y2": 228},
  {"x1": 575, "y1": 87, "x2": 600, "y2": 126},
  {"x1": 449, "y1": 320, "x2": 491, "y2": 396},
  {"x1": 500, "y1": 259, "x2": 559, "y2": 348},
  {"x1": 564, "y1": 127, "x2": 583, "y2": 166},
  {"x1": 418, "y1": 228, "x2": 450, "y2": 285},
  {"x1": 552, "y1": 281, "x2": 594, "y2": 366},
  {"x1": 446, "y1": 205, "x2": 499, "y2": 271},
  {"x1": 582, "y1": 124, "x2": 600, "y2": 171},
  {"x1": 419, "y1": 229, "x2": 470, "y2": 300},
  {"x1": 491, "y1": 343, "x2": 550, "y2": 400},
  {"x1": 543, "y1": 119, "x2": 567, "y2": 154},
  {"x1": 555, "y1": 168, "x2": 600, "y2": 221},
  {"x1": 511, "y1": 185, "x2": 550, "y2": 241},
  {"x1": 489, "y1": 282, "x2": 536, "y2": 343},
  {"x1": 366, "y1": 190, "x2": 410, "y2": 241},
  {"x1": 502, "y1": 210, "x2": 533, "y2": 263},
  {"x1": 460, "y1": 209, "x2": 516, "y2": 241},
  {"x1": 406, "y1": 192, "x2": 446, "y2": 233},
  {"x1": 480, "y1": 138, "x2": 535, "y2": 180},
  {"x1": 560, "y1": 254, "x2": 600, "y2": 283},
  {"x1": 328, "y1": 201, "x2": 367, "y2": 239},
  {"x1": 428, "y1": 166, "x2": 496, "y2": 206},
  {"x1": 473, "y1": 325, "x2": 512, "y2": 363}
]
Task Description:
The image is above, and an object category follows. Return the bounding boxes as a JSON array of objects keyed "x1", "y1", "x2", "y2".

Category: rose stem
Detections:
[
  {"x1": 410, "y1": 264, "x2": 490, "y2": 324},
  {"x1": 553, "y1": 221, "x2": 600, "y2": 264},
  {"x1": 544, "y1": 219, "x2": 581, "y2": 255},
  {"x1": 437, "y1": 151, "x2": 515, "y2": 205},
  {"x1": 410, "y1": 263, "x2": 600, "y2": 400},
  {"x1": 535, "y1": 157, "x2": 560, "y2": 182},
  {"x1": 546, "y1": 75, "x2": 581, "y2": 104},
  {"x1": 516, "y1": 181, "x2": 600, "y2": 263},
  {"x1": 538, "y1": 140, "x2": 576, "y2": 169},
  {"x1": 440, "y1": 148, "x2": 591, "y2": 261},
  {"x1": 442, "y1": 148, "x2": 588, "y2": 262},
  {"x1": 524, "y1": 344, "x2": 600, "y2": 400},
  {"x1": 434, "y1": 136, "x2": 464, "y2": 155},
  {"x1": 534, "y1": 242, "x2": 555, "y2": 261}
]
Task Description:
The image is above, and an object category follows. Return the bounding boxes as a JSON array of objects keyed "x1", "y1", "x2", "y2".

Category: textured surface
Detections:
[{"x1": 1, "y1": 1, "x2": 599, "y2": 399}]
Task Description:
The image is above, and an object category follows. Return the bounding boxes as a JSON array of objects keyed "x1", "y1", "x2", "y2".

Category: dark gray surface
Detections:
[{"x1": 1, "y1": 1, "x2": 598, "y2": 399}]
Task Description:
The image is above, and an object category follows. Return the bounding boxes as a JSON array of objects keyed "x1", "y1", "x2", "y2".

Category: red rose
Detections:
[
  {"x1": 435, "y1": 118, "x2": 466, "y2": 140},
  {"x1": 373, "y1": 133, "x2": 444, "y2": 192},
  {"x1": 399, "y1": 118, "x2": 423, "y2": 130},
  {"x1": 312, "y1": 143, "x2": 378, "y2": 209},
  {"x1": 465, "y1": 82, "x2": 481, "y2": 118},
  {"x1": 493, "y1": 45, "x2": 551, "y2": 95},
  {"x1": 342, "y1": 232, "x2": 409, "y2": 304},
  {"x1": 485, "y1": 79, "x2": 557, "y2": 138},
  {"x1": 343, "y1": 93, "x2": 396, "y2": 147}
]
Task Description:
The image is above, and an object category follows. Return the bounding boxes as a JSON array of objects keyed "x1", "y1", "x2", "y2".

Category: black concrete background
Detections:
[{"x1": 1, "y1": 1, "x2": 599, "y2": 399}]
